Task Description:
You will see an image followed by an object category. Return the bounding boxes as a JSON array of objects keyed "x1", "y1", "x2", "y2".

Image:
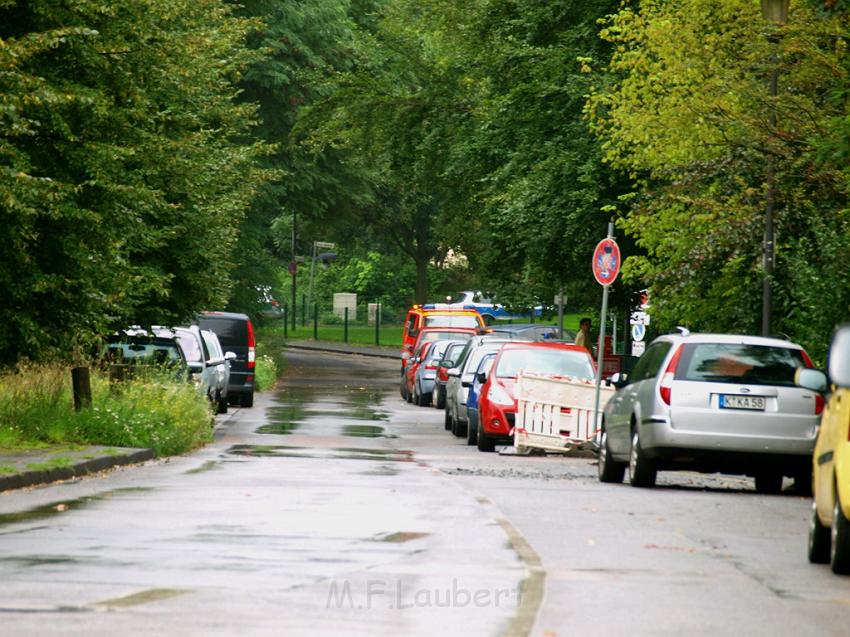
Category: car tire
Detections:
[
  {"x1": 435, "y1": 388, "x2": 445, "y2": 410},
  {"x1": 477, "y1": 420, "x2": 495, "y2": 452},
  {"x1": 420, "y1": 390, "x2": 432, "y2": 407},
  {"x1": 400, "y1": 377, "x2": 409, "y2": 401},
  {"x1": 467, "y1": 415, "x2": 478, "y2": 446},
  {"x1": 831, "y1": 492, "x2": 850, "y2": 574},
  {"x1": 793, "y1": 470, "x2": 813, "y2": 497},
  {"x1": 241, "y1": 392, "x2": 254, "y2": 408},
  {"x1": 628, "y1": 428, "x2": 656, "y2": 488},
  {"x1": 451, "y1": 412, "x2": 466, "y2": 438},
  {"x1": 217, "y1": 394, "x2": 229, "y2": 415},
  {"x1": 444, "y1": 409, "x2": 452, "y2": 431},
  {"x1": 412, "y1": 385, "x2": 420, "y2": 406},
  {"x1": 598, "y1": 427, "x2": 625, "y2": 484},
  {"x1": 754, "y1": 471, "x2": 783, "y2": 495},
  {"x1": 809, "y1": 501, "x2": 831, "y2": 564}
]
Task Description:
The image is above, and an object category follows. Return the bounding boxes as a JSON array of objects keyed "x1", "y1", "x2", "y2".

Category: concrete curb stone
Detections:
[{"x1": 0, "y1": 447, "x2": 155, "y2": 493}]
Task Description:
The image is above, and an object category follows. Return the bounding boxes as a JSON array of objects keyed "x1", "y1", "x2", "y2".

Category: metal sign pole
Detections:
[{"x1": 593, "y1": 221, "x2": 616, "y2": 435}]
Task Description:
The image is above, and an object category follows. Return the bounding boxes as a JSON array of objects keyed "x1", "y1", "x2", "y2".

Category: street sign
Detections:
[
  {"x1": 288, "y1": 260, "x2": 297, "y2": 275},
  {"x1": 632, "y1": 340, "x2": 646, "y2": 356},
  {"x1": 315, "y1": 241, "x2": 336, "y2": 249},
  {"x1": 592, "y1": 238, "x2": 621, "y2": 286},
  {"x1": 631, "y1": 322, "x2": 646, "y2": 343}
]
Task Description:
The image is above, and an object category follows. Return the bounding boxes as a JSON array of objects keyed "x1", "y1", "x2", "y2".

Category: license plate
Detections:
[{"x1": 719, "y1": 394, "x2": 766, "y2": 410}]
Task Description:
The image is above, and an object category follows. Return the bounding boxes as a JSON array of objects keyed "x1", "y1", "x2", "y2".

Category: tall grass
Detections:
[{"x1": 0, "y1": 364, "x2": 213, "y2": 456}]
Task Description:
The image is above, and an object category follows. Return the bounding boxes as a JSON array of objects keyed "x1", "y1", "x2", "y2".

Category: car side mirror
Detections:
[
  {"x1": 607, "y1": 372, "x2": 629, "y2": 388},
  {"x1": 224, "y1": 351, "x2": 237, "y2": 361},
  {"x1": 795, "y1": 368, "x2": 828, "y2": 393},
  {"x1": 187, "y1": 361, "x2": 204, "y2": 374},
  {"x1": 447, "y1": 368, "x2": 460, "y2": 378},
  {"x1": 440, "y1": 360, "x2": 454, "y2": 369},
  {"x1": 476, "y1": 371, "x2": 487, "y2": 384},
  {"x1": 401, "y1": 352, "x2": 411, "y2": 361}
]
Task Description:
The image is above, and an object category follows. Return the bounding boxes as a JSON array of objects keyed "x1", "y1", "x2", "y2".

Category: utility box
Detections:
[{"x1": 333, "y1": 293, "x2": 357, "y2": 320}]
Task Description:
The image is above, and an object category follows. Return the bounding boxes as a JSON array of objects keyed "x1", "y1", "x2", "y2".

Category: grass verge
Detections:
[{"x1": 0, "y1": 364, "x2": 213, "y2": 457}]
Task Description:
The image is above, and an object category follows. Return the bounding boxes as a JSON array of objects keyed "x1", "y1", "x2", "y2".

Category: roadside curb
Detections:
[
  {"x1": 284, "y1": 341, "x2": 398, "y2": 360},
  {"x1": 0, "y1": 448, "x2": 155, "y2": 493}
]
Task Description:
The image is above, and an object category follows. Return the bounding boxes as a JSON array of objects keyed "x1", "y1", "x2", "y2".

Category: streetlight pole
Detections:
[{"x1": 760, "y1": 0, "x2": 789, "y2": 337}]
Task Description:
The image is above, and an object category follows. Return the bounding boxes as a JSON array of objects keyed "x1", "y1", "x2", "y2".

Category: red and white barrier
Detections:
[{"x1": 514, "y1": 372, "x2": 615, "y2": 454}]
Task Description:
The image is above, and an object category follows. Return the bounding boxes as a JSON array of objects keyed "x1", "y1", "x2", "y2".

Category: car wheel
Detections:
[
  {"x1": 598, "y1": 427, "x2": 625, "y2": 484},
  {"x1": 451, "y1": 413, "x2": 466, "y2": 438},
  {"x1": 400, "y1": 377, "x2": 408, "y2": 401},
  {"x1": 477, "y1": 420, "x2": 495, "y2": 452},
  {"x1": 217, "y1": 394, "x2": 229, "y2": 415},
  {"x1": 241, "y1": 392, "x2": 254, "y2": 408},
  {"x1": 412, "y1": 385, "x2": 420, "y2": 406},
  {"x1": 793, "y1": 470, "x2": 813, "y2": 497},
  {"x1": 444, "y1": 408, "x2": 452, "y2": 431},
  {"x1": 420, "y1": 390, "x2": 432, "y2": 408},
  {"x1": 809, "y1": 500, "x2": 831, "y2": 564},
  {"x1": 831, "y1": 492, "x2": 850, "y2": 574},
  {"x1": 628, "y1": 428, "x2": 656, "y2": 488},
  {"x1": 435, "y1": 388, "x2": 445, "y2": 410},
  {"x1": 467, "y1": 415, "x2": 478, "y2": 446},
  {"x1": 754, "y1": 471, "x2": 783, "y2": 495}
]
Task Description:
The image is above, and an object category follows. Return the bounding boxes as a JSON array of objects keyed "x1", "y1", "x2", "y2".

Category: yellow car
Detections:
[{"x1": 797, "y1": 325, "x2": 850, "y2": 573}]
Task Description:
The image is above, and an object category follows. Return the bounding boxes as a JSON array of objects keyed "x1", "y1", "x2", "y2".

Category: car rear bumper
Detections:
[
  {"x1": 228, "y1": 371, "x2": 254, "y2": 396},
  {"x1": 641, "y1": 418, "x2": 817, "y2": 457}
]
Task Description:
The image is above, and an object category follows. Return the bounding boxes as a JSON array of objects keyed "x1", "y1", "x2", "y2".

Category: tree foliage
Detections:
[
  {"x1": 588, "y1": 0, "x2": 850, "y2": 357},
  {"x1": 0, "y1": 0, "x2": 268, "y2": 363}
]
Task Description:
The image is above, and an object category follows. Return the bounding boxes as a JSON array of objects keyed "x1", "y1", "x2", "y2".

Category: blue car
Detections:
[{"x1": 466, "y1": 352, "x2": 497, "y2": 446}]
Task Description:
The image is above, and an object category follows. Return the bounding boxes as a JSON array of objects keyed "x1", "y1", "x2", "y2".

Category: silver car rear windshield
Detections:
[
  {"x1": 495, "y1": 349, "x2": 594, "y2": 380},
  {"x1": 424, "y1": 315, "x2": 480, "y2": 328},
  {"x1": 676, "y1": 343, "x2": 806, "y2": 387}
]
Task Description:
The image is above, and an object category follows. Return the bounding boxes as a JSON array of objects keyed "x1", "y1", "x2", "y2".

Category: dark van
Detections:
[{"x1": 197, "y1": 311, "x2": 256, "y2": 407}]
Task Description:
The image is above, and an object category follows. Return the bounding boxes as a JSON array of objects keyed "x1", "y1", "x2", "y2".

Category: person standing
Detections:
[{"x1": 575, "y1": 318, "x2": 593, "y2": 355}]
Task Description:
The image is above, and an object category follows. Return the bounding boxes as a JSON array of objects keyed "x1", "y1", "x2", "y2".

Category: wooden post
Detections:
[{"x1": 72, "y1": 366, "x2": 92, "y2": 411}]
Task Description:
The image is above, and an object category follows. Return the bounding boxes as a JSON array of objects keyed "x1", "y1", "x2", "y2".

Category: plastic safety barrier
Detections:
[{"x1": 514, "y1": 372, "x2": 615, "y2": 454}]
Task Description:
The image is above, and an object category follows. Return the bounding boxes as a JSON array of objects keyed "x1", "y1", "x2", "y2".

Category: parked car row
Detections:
[
  {"x1": 399, "y1": 306, "x2": 596, "y2": 452},
  {"x1": 105, "y1": 311, "x2": 256, "y2": 413}
]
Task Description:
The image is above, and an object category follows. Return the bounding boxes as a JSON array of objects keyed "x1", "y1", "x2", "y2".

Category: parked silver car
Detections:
[
  {"x1": 598, "y1": 332, "x2": 821, "y2": 493},
  {"x1": 162, "y1": 325, "x2": 235, "y2": 414}
]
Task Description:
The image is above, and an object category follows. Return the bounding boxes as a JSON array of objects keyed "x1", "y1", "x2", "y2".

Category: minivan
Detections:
[{"x1": 197, "y1": 311, "x2": 256, "y2": 407}]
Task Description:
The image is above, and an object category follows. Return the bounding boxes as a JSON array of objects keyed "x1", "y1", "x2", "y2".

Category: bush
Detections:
[
  {"x1": 254, "y1": 355, "x2": 277, "y2": 391},
  {"x1": 0, "y1": 364, "x2": 212, "y2": 456}
]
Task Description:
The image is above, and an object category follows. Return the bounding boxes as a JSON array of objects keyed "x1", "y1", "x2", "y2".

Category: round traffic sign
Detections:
[
  {"x1": 592, "y1": 238, "x2": 621, "y2": 286},
  {"x1": 631, "y1": 322, "x2": 646, "y2": 342}
]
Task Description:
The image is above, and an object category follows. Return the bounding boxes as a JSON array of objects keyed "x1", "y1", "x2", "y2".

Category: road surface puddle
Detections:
[
  {"x1": 226, "y1": 444, "x2": 413, "y2": 462},
  {"x1": 94, "y1": 588, "x2": 190, "y2": 608},
  {"x1": 341, "y1": 425, "x2": 396, "y2": 438},
  {"x1": 0, "y1": 487, "x2": 153, "y2": 528}
]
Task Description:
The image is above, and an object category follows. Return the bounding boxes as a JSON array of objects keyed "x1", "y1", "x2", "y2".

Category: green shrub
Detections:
[
  {"x1": 254, "y1": 355, "x2": 277, "y2": 391},
  {"x1": 0, "y1": 364, "x2": 212, "y2": 456}
]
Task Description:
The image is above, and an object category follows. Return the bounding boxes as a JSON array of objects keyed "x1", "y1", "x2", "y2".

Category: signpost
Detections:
[{"x1": 592, "y1": 223, "x2": 620, "y2": 439}]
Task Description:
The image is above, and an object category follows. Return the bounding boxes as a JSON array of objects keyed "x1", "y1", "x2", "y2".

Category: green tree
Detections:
[
  {"x1": 0, "y1": 1, "x2": 268, "y2": 363},
  {"x1": 588, "y1": 0, "x2": 850, "y2": 356}
]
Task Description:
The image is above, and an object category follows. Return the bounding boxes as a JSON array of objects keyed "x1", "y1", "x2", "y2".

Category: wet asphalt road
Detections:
[{"x1": 2, "y1": 350, "x2": 850, "y2": 635}]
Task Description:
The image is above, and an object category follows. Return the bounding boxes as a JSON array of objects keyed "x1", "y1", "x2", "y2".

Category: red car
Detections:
[
  {"x1": 399, "y1": 327, "x2": 479, "y2": 401},
  {"x1": 404, "y1": 341, "x2": 434, "y2": 404},
  {"x1": 476, "y1": 342, "x2": 596, "y2": 452}
]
